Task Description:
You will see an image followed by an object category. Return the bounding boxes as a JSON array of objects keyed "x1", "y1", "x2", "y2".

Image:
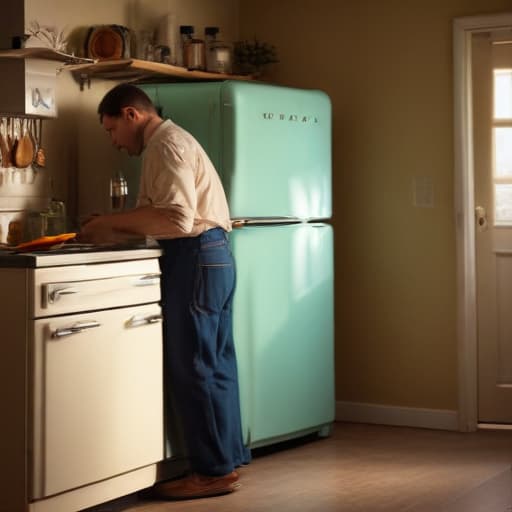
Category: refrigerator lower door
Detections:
[{"x1": 230, "y1": 223, "x2": 334, "y2": 447}]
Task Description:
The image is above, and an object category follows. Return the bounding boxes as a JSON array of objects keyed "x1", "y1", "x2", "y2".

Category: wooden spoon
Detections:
[{"x1": 15, "y1": 118, "x2": 35, "y2": 168}]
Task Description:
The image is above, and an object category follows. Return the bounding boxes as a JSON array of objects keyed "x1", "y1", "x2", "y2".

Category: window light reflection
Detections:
[{"x1": 494, "y1": 69, "x2": 512, "y2": 119}]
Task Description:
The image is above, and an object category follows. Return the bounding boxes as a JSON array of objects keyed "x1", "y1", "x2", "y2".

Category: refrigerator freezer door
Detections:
[
  {"x1": 230, "y1": 223, "x2": 334, "y2": 446},
  {"x1": 141, "y1": 81, "x2": 332, "y2": 220},
  {"x1": 221, "y1": 81, "x2": 331, "y2": 220}
]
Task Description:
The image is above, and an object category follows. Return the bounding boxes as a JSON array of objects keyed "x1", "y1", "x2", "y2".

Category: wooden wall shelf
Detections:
[
  {"x1": 0, "y1": 47, "x2": 93, "y2": 64},
  {"x1": 0, "y1": 49, "x2": 254, "y2": 89},
  {"x1": 65, "y1": 58, "x2": 254, "y2": 89}
]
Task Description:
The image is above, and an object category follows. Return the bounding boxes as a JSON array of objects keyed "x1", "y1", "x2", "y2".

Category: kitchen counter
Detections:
[{"x1": 0, "y1": 244, "x2": 162, "y2": 268}]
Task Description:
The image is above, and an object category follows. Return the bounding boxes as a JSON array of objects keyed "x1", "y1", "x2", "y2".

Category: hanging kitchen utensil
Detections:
[
  {"x1": 28, "y1": 118, "x2": 37, "y2": 155},
  {"x1": 0, "y1": 119, "x2": 11, "y2": 168},
  {"x1": 34, "y1": 118, "x2": 46, "y2": 168},
  {"x1": 5, "y1": 118, "x2": 16, "y2": 167},
  {"x1": 10, "y1": 118, "x2": 20, "y2": 167},
  {"x1": 23, "y1": 119, "x2": 37, "y2": 183},
  {"x1": 15, "y1": 118, "x2": 35, "y2": 168},
  {"x1": 31, "y1": 118, "x2": 39, "y2": 167}
]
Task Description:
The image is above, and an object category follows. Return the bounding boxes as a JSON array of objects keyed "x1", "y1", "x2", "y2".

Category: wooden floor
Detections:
[{"x1": 85, "y1": 422, "x2": 512, "y2": 512}]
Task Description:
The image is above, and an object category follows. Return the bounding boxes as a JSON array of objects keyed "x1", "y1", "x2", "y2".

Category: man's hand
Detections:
[{"x1": 78, "y1": 215, "x2": 141, "y2": 245}]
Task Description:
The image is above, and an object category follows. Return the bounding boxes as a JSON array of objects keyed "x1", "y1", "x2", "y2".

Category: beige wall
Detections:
[
  {"x1": 16, "y1": 0, "x2": 512, "y2": 412},
  {"x1": 239, "y1": 0, "x2": 512, "y2": 411}
]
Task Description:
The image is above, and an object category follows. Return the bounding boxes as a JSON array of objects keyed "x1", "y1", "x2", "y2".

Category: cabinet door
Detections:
[{"x1": 31, "y1": 304, "x2": 164, "y2": 499}]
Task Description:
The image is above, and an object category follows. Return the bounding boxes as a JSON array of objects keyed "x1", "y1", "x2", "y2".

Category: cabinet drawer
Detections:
[{"x1": 32, "y1": 259, "x2": 161, "y2": 317}]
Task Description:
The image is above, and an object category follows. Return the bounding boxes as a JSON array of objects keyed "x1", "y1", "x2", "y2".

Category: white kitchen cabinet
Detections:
[{"x1": 0, "y1": 251, "x2": 166, "y2": 512}]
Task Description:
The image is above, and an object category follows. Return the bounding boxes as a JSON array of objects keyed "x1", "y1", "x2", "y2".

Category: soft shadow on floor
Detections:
[{"x1": 83, "y1": 422, "x2": 512, "y2": 512}]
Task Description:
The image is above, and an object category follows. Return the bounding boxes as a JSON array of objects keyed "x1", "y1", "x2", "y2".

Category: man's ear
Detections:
[{"x1": 122, "y1": 106, "x2": 137, "y2": 120}]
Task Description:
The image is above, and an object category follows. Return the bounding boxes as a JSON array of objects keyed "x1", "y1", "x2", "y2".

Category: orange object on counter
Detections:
[
  {"x1": 7, "y1": 220, "x2": 23, "y2": 246},
  {"x1": 15, "y1": 233, "x2": 77, "y2": 252}
]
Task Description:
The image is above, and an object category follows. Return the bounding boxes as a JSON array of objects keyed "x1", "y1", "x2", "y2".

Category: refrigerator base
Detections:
[{"x1": 248, "y1": 422, "x2": 333, "y2": 449}]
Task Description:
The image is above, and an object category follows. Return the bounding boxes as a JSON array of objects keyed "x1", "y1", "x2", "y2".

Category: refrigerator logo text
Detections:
[{"x1": 262, "y1": 113, "x2": 319, "y2": 123}]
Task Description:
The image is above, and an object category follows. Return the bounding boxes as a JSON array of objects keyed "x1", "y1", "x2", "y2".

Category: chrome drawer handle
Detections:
[
  {"x1": 134, "y1": 274, "x2": 160, "y2": 287},
  {"x1": 49, "y1": 287, "x2": 79, "y2": 303},
  {"x1": 52, "y1": 320, "x2": 101, "y2": 338},
  {"x1": 126, "y1": 313, "x2": 163, "y2": 328}
]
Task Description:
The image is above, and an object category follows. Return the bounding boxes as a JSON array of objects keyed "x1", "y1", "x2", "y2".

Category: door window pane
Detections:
[
  {"x1": 494, "y1": 70, "x2": 512, "y2": 119},
  {"x1": 495, "y1": 184, "x2": 512, "y2": 223},
  {"x1": 494, "y1": 127, "x2": 512, "y2": 177}
]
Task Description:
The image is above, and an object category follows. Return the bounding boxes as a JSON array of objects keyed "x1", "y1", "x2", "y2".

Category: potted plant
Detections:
[{"x1": 233, "y1": 38, "x2": 278, "y2": 77}]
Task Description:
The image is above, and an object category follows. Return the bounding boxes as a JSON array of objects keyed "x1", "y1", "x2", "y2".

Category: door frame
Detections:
[{"x1": 454, "y1": 11, "x2": 512, "y2": 432}]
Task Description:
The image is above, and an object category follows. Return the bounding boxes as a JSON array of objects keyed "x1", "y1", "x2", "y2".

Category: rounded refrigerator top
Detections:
[{"x1": 142, "y1": 81, "x2": 332, "y2": 221}]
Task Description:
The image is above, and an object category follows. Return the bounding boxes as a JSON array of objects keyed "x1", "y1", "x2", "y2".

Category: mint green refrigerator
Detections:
[{"x1": 141, "y1": 81, "x2": 334, "y2": 448}]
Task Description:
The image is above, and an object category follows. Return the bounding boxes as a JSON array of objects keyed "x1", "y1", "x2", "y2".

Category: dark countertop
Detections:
[{"x1": 0, "y1": 244, "x2": 162, "y2": 268}]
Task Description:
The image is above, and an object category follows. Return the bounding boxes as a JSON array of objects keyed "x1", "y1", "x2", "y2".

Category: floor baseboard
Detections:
[{"x1": 336, "y1": 401, "x2": 459, "y2": 431}]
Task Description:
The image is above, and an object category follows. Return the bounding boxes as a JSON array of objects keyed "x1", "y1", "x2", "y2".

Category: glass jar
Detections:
[
  {"x1": 137, "y1": 30, "x2": 155, "y2": 61},
  {"x1": 110, "y1": 173, "x2": 128, "y2": 212},
  {"x1": 205, "y1": 26, "x2": 232, "y2": 74},
  {"x1": 44, "y1": 199, "x2": 67, "y2": 235},
  {"x1": 180, "y1": 25, "x2": 205, "y2": 70}
]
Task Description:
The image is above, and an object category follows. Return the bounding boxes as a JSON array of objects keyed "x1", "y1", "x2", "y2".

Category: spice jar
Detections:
[
  {"x1": 205, "y1": 27, "x2": 232, "y2": 74},
  {"x1": 180, "y1": 25, "x2": 205, "y2": 70}
]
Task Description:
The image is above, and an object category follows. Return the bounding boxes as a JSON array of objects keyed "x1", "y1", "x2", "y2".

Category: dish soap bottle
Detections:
[{"x1": 205, "y1": 26, "x2": 232, "y2": 74}]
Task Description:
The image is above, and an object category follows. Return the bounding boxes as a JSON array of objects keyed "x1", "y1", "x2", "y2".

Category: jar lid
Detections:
[
  {"x1": 180, "y1": 25, "x2": 194, "y2": 34},
  {"x1": 205, "y1": 26, "x2": 219, "y2": 36}
]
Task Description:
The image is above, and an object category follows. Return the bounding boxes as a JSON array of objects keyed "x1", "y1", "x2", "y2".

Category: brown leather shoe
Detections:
[{"x1": 152, "y1": 471, "x2": 240, "y2": 500}]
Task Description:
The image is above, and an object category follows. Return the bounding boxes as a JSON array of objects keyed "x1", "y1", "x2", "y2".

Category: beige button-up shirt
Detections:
[{"x1": 137, "y1": 119, "x2": 231, "y2": 238}]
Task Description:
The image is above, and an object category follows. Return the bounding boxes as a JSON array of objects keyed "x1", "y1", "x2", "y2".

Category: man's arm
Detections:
[{"x1": 79, "y1": 205, "x2": 192, "y2": 244}]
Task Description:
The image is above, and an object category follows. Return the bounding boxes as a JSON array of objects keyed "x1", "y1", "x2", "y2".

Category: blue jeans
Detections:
[{"x1": 158, "y1": 228, "x2": 251, "y2": 476}]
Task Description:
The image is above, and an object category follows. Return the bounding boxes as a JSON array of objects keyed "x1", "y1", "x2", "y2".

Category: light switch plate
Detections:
[{"x1": 413, "y1": 176, "x2": 434, "y2": 208}]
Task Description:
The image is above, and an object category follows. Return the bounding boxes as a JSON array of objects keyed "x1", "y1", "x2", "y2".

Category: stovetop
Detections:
[{"x1": 0, "y1": 243, "x2": 162, "y2": 268}]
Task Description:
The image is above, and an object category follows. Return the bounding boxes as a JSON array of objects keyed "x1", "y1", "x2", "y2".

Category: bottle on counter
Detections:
[
  {"x1": 180, "y1": 25, "x2": 205, "y2": 70},
  {"x1": 205, "y1": 27, "x2": 232, "y2": 74}
]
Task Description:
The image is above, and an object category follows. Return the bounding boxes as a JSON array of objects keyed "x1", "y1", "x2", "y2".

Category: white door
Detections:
[
  {"x1": 473, "y1": 32, "x2": 512, "y2": 424},
  {"x1": 31, "y1": 304, "x2": 164, "y2": 498}
]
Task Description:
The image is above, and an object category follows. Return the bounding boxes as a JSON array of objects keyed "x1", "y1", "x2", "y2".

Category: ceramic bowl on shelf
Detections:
[{"x1": 85, "y1": 25, "x2": 130, "y2": 60}]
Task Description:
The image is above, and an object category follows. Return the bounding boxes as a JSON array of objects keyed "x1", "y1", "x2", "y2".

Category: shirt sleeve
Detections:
[{"x1": 140, "y1": 136, "x2": 197, "y2": 234}]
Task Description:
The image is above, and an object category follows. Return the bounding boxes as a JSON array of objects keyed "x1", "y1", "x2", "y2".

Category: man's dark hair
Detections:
[{"x1": 97, "y1": 83, "x2": 156, "y2": 121}]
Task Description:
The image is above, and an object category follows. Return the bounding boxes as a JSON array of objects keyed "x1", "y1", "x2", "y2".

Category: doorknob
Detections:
[{"x1": 475, "y1": 206, "x2": 488, "y2": 231}]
